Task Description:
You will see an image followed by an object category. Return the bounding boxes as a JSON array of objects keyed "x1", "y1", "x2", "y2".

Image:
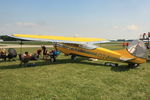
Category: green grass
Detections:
[
  {"x1": 0, "y1": 41, "x2": 52, "y2": 45},
  {"x1": 0, "y1": 44, "x2": 150, "y2": 100}
]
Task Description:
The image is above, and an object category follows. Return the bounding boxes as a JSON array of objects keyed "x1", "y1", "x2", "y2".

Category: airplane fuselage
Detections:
[{"x1": 54, "y1": 43, "x2": 146, "y2": 64}]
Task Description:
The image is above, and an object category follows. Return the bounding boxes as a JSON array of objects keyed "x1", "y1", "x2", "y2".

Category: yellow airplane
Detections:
[{"x1": 8, "y1": 34, "x2": 148, "y2": 67}]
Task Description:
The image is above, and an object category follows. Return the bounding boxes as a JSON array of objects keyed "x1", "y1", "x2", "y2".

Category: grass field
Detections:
[
  {"x1": 0, "y1": 41, "x2": 52, "y2": 45},
  {"x1": 0, "y1": 43, "x2": 150, "y2": 100}
]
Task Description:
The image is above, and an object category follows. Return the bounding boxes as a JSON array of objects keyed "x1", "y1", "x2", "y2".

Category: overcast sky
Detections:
[{"x1": 0, "y1": 0, "x2": 150, "y2": 39}]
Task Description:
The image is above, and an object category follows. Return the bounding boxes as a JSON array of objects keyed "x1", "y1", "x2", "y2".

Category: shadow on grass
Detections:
[
  {"x1": 0, "y1": 58, "x2": 131, "y2": 72},
  {"x1": 111, "y1": 65, "x2": 130, "y2": 72},
  {"x1": 0, "y1": 58, "x2": 103, "y2": 68}
]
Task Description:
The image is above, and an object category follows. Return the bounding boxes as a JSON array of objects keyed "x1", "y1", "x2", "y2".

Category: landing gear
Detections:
[
  {"x1": 71, "y1": 55, "x2": 77, "y2": 60},
  {"x1": 104, "y1": 62, "x2": 111, "y2": 66},
  {"x1": 104, "y1": 62, "x2": 118, "y2": 67},
  {"x1": 128, "y1": 63, "x2": 139, "y2": 68},
  {"x1": 111, "y1": 63, "x2": 119, "y2": 67}
]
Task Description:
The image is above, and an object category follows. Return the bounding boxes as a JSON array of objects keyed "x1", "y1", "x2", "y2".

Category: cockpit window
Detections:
[
  {"x1": 79, "y1": 44, "x2": 98, "y2": 50},
  {"x1": 64, "y1": 43, "x2": 79, "y2": 47},
  {"x1": 127, "y1": 40, "x2": 148, "y2": 58}
]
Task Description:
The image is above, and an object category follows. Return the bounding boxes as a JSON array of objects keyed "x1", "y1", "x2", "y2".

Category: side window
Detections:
[{"x1": 79, "y1": 44, "x2": 97, "y2": 50}]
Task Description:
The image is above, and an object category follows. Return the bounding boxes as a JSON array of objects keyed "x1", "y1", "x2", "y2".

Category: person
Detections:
[
  {"x1": 49, "y1": 50, "x2": 61, "y2": 62},
  {"x1": 36, "y1": 49, "x2": 42, "y2": 58},
  {"x1": 41, "y1": 45, "x2": 47, "y2": 59},
  {"x1": 122, "y1": 42, "x2": 129, "y2": 48},
  {"x1": 23, "y1": 52, "x2": 31, "y2": 59},
  {"x1": 126, "y1": 42, "x2": 129, "y2": 46},
  {"x1": 49, "y1": 50, "x2": 55, "y2": 62},
  {"x1": 0, "y1": 48, "x2": 7, "y2": 61},
  {"x1": 148, "y1": 32, "x2": 150, "y2": 38},
  {"x1": 19, "y1": 52, "x2": 31, "y2": 66},
  {"x1": 143, "y1": 33, "x2": 146, "y2": 39},
  {"x1": 30, "y1": 53, "x2": 38, "y2": 60}
]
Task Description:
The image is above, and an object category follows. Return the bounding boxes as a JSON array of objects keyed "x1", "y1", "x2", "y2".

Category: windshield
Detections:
[
  {"x1": 79, "y1": 44, "x2": 98, "y2": 50},
  {"x1": 127, "y1": 40, "x2": 148, "y2": 58}
]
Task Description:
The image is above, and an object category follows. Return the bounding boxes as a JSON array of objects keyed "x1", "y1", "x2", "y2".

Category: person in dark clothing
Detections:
[
  {"x1": 49, "y1": 50, "x2": 61, "y2": 62},
  {"x1": 19, "y1": 52, "x2": 31, "y2": 66},
  {"x1": 36, "y1": 49, "x2": 42, "y2": 58},
  {"x1": 49, "y1": 50, "x2": 55, "y2": 62},
  {"x1": 41, "y1": 46, "x2": 47, "y2": 59}
]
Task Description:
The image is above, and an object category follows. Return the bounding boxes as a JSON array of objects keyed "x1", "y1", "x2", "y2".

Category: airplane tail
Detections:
[
  {"x1": 127, "y1": 40, "x2": 148, "y2": 59},
  {"x1": 114, "y1": 40, "x2": 148, "y2": 64}
]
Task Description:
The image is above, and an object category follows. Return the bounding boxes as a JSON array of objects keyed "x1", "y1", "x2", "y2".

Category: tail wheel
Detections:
[{"x1": 128, "y1": 63, "x2": 139, "y2": 67}]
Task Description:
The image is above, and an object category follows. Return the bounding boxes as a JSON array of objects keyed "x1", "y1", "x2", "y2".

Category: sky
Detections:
[{"x1": 0, "y1": 0, "x2": 150, "y2": 39}]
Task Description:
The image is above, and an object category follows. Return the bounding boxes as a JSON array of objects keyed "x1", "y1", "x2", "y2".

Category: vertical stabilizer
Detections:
[{"x1": 127, "y1": 40, "x2": 148, "y2": 59}]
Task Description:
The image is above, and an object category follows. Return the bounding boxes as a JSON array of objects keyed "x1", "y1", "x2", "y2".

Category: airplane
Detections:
[{"x1": 7, "y1": 34, "x2": 148, "y2": 67}]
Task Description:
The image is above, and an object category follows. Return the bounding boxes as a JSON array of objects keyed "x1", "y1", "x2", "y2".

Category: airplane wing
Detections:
[{"x1": 7, "y1": 34, "x2": 109, "y2": 44}]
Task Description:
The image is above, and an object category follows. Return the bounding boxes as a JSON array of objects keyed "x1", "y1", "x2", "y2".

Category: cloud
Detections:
[
  {"x1": 113, "y1": 24, "x2": 139, "y2": 31},
  {"x1": 127, "y1": 24, "x2": 139, "y2": 31},
  {"x1": 16, "y1": 22, "x2": 40, "y2": 27}
]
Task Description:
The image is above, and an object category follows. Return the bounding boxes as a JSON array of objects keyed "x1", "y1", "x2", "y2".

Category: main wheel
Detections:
[
  {"x1": 111, "y1": 63, "x2": 118, "y2": 67},
  {"x1": 104, "y1": 62, "x2": 111, "y2": 66},
  {"x1": 104, "y1": 62, "x2": 118, "y2": 67}
]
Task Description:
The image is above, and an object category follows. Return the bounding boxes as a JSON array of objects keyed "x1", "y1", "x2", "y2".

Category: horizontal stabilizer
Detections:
[
  {"x1": 114, "y1": 49, "x2": 136, "y2": 61},
  {"x1": 120, "y1": 57, "x2": 135, "y2": 61}
]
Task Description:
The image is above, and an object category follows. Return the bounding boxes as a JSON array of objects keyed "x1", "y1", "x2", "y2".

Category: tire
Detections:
[
  {"x1": 104, "y1": 62, "x2": 111, "y2": 66},
  {"x1": 114, "y1": 63, "x2": 118, "y2": 67},
  {"x1": 111, "y1": 63, "x2": 118, "y2": 67},
  {"x1": 128, "y1": 63, "x2": 139, "y2": 68}
]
